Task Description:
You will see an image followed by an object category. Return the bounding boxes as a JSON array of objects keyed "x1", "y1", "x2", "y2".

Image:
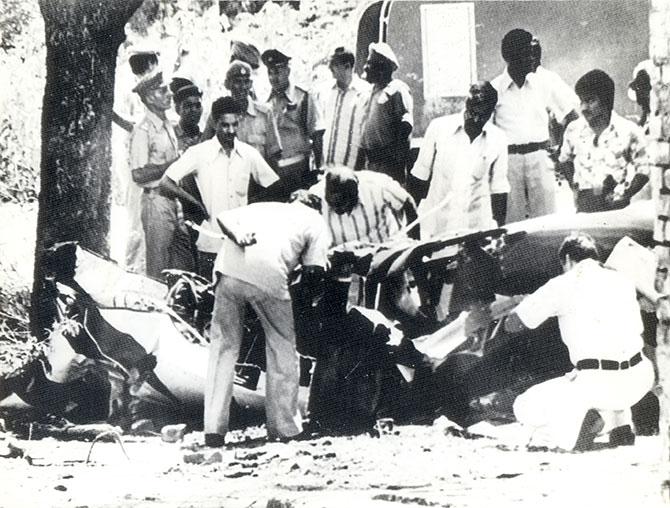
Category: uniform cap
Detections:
[
  {"x1": 368, "y1": 42, "x2": 399, "y2": 70},
  {"x1": 261, "y1": 48, "x2": 291, "y2": 68},
  {"x1": 133, "y1": 70, "x2": 166, "y2": 96},
  {"x1": 225, "y1": 60, "x2": 253, "y2": 89},
  {"x1": 169, "y1": 76, "x2": 194, "y2": 95},
  {"x1": 174, "y1": 84, "x2": 202, "y2": 104},
  {"x1": 231, "y1": 39, "x2": 261, "y2": 70}
]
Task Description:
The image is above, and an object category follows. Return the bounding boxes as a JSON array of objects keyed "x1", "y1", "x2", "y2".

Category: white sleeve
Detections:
[
  {"x1": 489, "y1": 131, "x2": 510, "y2": 194},
  {"x1": 411, "y1": 121, "x2": 437, "y2": 181},
  {"x1": 515, "y1": 276, "x2": 564, "y2": 329},
  {"x1": 164, "y1": 146, "x2": 199, "y2": 181}
]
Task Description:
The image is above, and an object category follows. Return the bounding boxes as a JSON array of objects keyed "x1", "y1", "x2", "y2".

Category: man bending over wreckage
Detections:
[
  {"x1": 203, "y1": 192, "x2": 330, "y2": 447},
  {"x1": 503, "y1": 232, "x2": 654, "y2": 451}
]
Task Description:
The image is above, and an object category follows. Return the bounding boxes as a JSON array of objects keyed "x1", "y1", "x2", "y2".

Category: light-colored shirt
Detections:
[
  {"x1": 203, "y1": 99, "x2": 282, "y2": 161},
  {"x1": 412, "y1": 114, "x2": 509, "y2": 236},
  {"x1": 360, "y1": 79, "x2": 413, "y2": 151},
  {"x1": 316, "y1": 76, "x2": 370, "y2": 168},
  {"x1": 165, "y1": 138, "x2": 279, "y2": 253},
  {"x1": 515, "y1": 258, "x2": 644, "y2": 365},
  {"x1": 214, "y1": 202, "x2": 331, "y2": 300},
  {"x1": 534, "y1": 65, "x2": 580, "y2": 124},
  {"x1": 491, "y1": 69, "x2": 573, "y2": 145},
  {"x1": 559, "y1": 112, "x2": 650, "y2": 191},
  {"x1": 267, "y1": 83, "x2": 324, "y2": 160},
  {"x1": 310, "y1": 170, "x2": 411, "y2": 247},
  {"x1": 128, "y1": 109, "x2": 179, "y2": 188}
]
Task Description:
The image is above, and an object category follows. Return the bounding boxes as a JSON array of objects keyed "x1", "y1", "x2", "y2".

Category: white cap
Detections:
[{"x1": 368, "y1": 42, "x2": 399, "y2": 70}]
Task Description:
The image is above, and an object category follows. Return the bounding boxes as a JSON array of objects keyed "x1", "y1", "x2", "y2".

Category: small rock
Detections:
[
  {"x1": 161, "y1": 424, "x2": 187, "y2": 443},
  {"x1": 130, "y1": 419, "x2": 156, "y2": 435},
  {"x1": 224, "y1": 470, "x2": 252, "y2": 478},
  {"x1": 183, "y1": 450, "x2": 223, "y2": 465},
  {"x1": 0, "y1": 418, "x2": 6, "y2": 432},
  {"x1": 54, "y1": 485, "x2": 67, "y2": 492}
]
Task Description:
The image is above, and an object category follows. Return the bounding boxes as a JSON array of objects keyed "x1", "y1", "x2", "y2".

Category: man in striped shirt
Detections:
[
  {"x1": 316, "y1": 47, "x2": 370, "y2": 169},
  {"x1": 310, "y1": 166, "x2": 416, "y2": 247}
]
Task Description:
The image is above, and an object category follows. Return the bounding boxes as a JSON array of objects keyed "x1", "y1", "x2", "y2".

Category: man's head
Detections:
[
  {"x1": 225, "y1": 60, "x2": 254, "y2": 102},
  {"x1": 558, "y1": 232, "x2": 600, "y2": 272},
  {"x1": 329, "y1": 47, "x2": 355, "y2": 89},
  {"x1": 174, "y1": 84, "x2": 203, "y2": 127},
  {"x1": 464, "y1": 81, "x2": 498, "y2": 132},
  {"x1": 262, "y1": 49, "x2": 291, "y2": 93},
  {"x1": 575, "y1": 69, "x2": 615, "y2": 127},
  {"x1": 364, "y1": 42, "x2": 398, "y2": 85},
  {"x1": 211, "y1": 96, "x2": 242, "y2": 148},
  {"x1": 129, "y1": 50, "x2": 158, "y2": 77},
  {"x1": 325, "y1": 166, "x2": 359, "y2": 215},
  {"x1": 629, "y1": 68, "x2": 652, "y2": 114},
  {"x1": 134, "y1": 71, "x2": 172, "y2": 113},
  {"x1": 501, "y1": 29, "x2": 534, "y2": 83},
  {"x1": 230, "y1": 39, "x2": 261, "y2": 70}
]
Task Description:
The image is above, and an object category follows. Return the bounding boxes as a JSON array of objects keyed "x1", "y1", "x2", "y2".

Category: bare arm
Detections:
[
  {"x1": 159, "y1": 175, "x2": 209, "y2": 220},
  {"x1": 112, "y1": 111, "x2": 134, "y2": 133},
  {"x1": 131, "y1": 161, "x2": 174, "y2": 185}
]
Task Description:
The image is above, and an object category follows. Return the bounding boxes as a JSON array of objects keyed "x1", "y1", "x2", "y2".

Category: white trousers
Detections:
[
  {"x1": 506, "y1": 151, "x2": 556, "y2": 223},
  {"x1": 513, "y1": 357, "x2": 654, "y2": 450},
  {"x1": 205, "y1": 275, "x2": 302, "y2": 439}
]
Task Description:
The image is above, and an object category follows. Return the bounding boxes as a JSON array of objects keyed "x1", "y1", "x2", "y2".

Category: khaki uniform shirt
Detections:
[{"x1": 128, "y1": 109, "x2": 179, "y2": 188}]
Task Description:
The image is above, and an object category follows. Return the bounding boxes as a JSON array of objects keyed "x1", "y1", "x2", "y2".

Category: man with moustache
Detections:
[
  {"x1": 411, "y1": 81, "x2": 509, "y2": 237},
  {"x1": 159, "y1": 97, "x2": 280, "y2": 279}
]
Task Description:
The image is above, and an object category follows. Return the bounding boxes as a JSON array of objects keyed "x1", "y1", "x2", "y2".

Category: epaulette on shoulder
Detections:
[
  {"x1": 385, "y1": 79, "x2": 410, "y2": 95},
  {"x1": 253, "y1": 100, "x2": 272, "y2": 114}
]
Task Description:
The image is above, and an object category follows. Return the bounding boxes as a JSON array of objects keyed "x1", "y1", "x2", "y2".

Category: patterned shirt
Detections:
[
  {"x1": 202, "y1": 99, "x2": 282, "y2": 162},
  {"x1": 128, "y1": 109, "x2": 179, "y2": 188},
  {"x1": 310, "y1": 170, "x2": 412, "y2": 247},
  {"x1": 316, "y1": 76, "x2": 370, "y2": 168},
  {"x1": 360, "y1": 79, "x2": 413, "y2": 151},
  {"x1": 165, "y1": 138, "x2": 279, "y2": 253},
  {"x1": 267, "y1": 84, "x2": 324, "y2": 160},
  {"x1": 559, "y1": 112, "x2": 650, "y2": 190}
]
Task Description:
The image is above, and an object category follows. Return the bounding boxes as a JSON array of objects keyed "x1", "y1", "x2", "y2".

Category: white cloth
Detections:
[
  {"x1": 534, "y1": 66, "x2": 579, "y2": 124},
  {"x1": 316, "y1": 76, "x2": 370, "y2": 168},
  {"x1": 513, "y1": 258, "x2": 652, "y2": 448},
  {"x1": 491, "y1": 69, "x2": 572, "y2": 144},
  {"x1": 214, "y1": 202, "x2": 330, "y2": 300},
  {"x1": 310, "y1": 170, "x2": 411, "y2": 246},
  {"x1": 412, "y1": 114, "x2": 509, "y2": 236},
  {"x1": 165, "y1": 138, "x2": 279, "y2": 253}
]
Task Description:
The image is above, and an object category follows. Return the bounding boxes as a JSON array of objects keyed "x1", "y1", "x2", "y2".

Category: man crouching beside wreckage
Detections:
[
  {"x1": 503, "y1": 232, "x2": 654, "y2": 451},
  {"x1": 203, "y1": 193, "x2": 330, "y2": 447}
]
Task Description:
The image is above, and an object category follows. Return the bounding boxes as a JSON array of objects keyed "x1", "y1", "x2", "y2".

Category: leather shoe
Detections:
[
  {"x1": 574, "y1": 409, "x2": 604, "y2": 452},
  {"x1": 609, "y1": 425, "x2": 635, "y2": 447},
  {"x1": 204, "y1": 433, "x2": 226, "y2": 448}
]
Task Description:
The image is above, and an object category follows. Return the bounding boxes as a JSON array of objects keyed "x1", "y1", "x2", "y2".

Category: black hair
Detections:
[
  {"x1": 210, "y1": 96, "x2": 242, "y2": 122},
  {"x1": 289, "y1": 190, "x2": 322, "y2": 212},
  {"x1": 575, "y1": 69, "x2": 615, "y2": 112},
  {"x1": 129, "y1": 53, "x2": 158, "y2": 76},
  {"x1": 558, "y1": 232, "x2": 601, "y2": 263},
  {"x1": 330, "y1": 47, "x2": 355, "y2": 68},
  {"x1": 501, "y1": 28, "x2": 533, "y2": 62}
]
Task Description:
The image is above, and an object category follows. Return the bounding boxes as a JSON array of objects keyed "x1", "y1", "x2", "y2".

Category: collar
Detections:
[
  {"x1": 269, "y1": 83, "x2": 298, "y2": 103},
  {"x1": 216, "y1": 137, "x2": 242, "y2": 158},
  {"x1": 498, "y1": 69, "x2": 535, "y2": 90},
  {"x1": 145, "y1": 108, "x2": 169, "y2": 130},
  {"x1": 331, "y1": 75, "x2": 366, "y2": 93},
  {"x1": 246, "y1": 99, "x2": 257, "y2": 117},
  {"x1": 454, "y1": 113, "x2": 492, "y2": 137}
]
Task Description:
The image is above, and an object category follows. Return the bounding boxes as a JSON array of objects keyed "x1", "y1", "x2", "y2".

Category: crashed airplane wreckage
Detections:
[{"x1": 5, "y1": 201, "x2": 657, "y2": 435}]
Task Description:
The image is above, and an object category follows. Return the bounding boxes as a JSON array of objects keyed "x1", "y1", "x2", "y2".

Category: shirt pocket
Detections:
[{"x1": 233, "y1": 169, "x2": 250, "y2": 197}]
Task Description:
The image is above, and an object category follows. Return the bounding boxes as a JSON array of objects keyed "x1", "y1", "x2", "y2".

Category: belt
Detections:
[
  {"x1": 277, "y1": 154, "x2": 307, "y2": 168},
  {"x1": 575, "y1": 352, "x2": 643, "y2": 371},
  {"x1": 508, "y1": 140, "x2": 550, "y2": 155}
]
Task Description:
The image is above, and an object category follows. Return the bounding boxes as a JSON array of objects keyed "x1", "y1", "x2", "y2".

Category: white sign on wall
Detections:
[{"x1": 421, "y1": 2, "x2": 476, "y2": 98}]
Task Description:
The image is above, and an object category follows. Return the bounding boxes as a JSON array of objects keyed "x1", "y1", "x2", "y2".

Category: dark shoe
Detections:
[
  {"x1": 204, "y1": 433, "x2": 226, "y2": 448},
  {"x1": 270, "y1": 430, "x2": 312, "y2": 443},
  {"x1": 573, "y1": 409, "x2": 604, "y2": 452},
  {"x1": 609, "y1": 425, "x2": 636, "y2": 447}
]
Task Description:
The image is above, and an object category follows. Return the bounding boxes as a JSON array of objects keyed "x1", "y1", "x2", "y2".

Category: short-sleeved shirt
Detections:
[
  {"x1": 491, "y1": 69, "x2": 573, "y2": 145},
  {"x1": 202, "y1": 99, "x2": 282, "y2": 162},
  {"x1": 128, "y1": 109, "x2": 180, "y2": 188},
  {"x1": 559, "y1": 113, "x2": 650, "y2": 191},
  {"x1": 360, "y1": 79, "x2": 413, "y2": 151},
  {"x1": 515, "y1": 258, "x2": 644, "y2": 366},
  {"x1": 267, "y1": 84, "x2": 324, "y2": 159},
  {"x1": 534, "y1": 65, "x2": 580, "y2": 122},
  {"x1": 310, "y1": 170, "x2": 411, "y2": 247},
  {"x1": 412, "y1": 114, "x2": 509, "y2": 236},
  {"x1": 316, "y1": 76, "x2": 370, "y2": 168},
  {"x1": 214, "y1": 202, "x2": 331, "y2": 300},
  {"x1": 165, "y1": 138, "x2": 279, "y2": 253}
]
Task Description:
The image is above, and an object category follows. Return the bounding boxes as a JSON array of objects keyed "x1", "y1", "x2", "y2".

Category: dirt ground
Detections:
[{"x1": 0, "y1": 418, "x2": 666, "y2": 508}]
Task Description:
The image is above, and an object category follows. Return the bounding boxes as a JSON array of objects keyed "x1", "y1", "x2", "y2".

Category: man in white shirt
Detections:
[
  {"x1": 159, "y1": 96, "x2": 281, "y2": 279},
  {"x1": 504, "y1": 232, "x2": 653, "y2": 450},
  {"x1": 317, "y1": 47, "x2": 370, "y2": 169},
  {"x1": 491, "y1": 29, "x2": 578, "y2": 223},
  {"x1": 204, "y1": 197, "x2": 330, "y2": 446},
  {"x1": 411, "y1": 81, "x2": 509, "y2": 237}
]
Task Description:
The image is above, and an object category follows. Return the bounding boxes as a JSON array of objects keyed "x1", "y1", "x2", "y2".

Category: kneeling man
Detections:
[{"x1": 505, "y1": 232, "x2": 653, "y2": 450}]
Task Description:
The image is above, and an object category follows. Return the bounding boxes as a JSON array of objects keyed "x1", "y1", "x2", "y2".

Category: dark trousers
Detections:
[{"x1": 576, "y1": 189, "x2": 606, "y2": 213}]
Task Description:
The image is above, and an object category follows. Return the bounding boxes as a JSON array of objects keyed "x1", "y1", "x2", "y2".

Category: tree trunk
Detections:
[
  {"x1": 31, "y1": 0, "x2": 144, "y2": 338},
  {"x1": 650, "y1": 0, "x2": 670, "y2": 500}
]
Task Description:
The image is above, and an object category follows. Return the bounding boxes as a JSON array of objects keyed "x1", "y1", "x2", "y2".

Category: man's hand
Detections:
[{"x1": 232, "y1": 231, "x2": 257, "y2": 248}]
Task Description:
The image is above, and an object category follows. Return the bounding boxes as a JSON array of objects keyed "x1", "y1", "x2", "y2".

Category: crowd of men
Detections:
[{"x1": 112, "y1": 28, "x2": 656, "y2": 450}]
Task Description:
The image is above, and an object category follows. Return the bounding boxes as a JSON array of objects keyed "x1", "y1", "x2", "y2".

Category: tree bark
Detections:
[
  {"x1": 31, "y1": 0, "x2": 144, "y2": 338},
  {"x1": 650, "y1": 0, "x2": 670, "y2": 501}
]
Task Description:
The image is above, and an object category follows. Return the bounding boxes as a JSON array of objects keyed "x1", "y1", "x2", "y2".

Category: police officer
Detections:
[{"x1": 262, "y1": 48, "x2": 324, "y2": 198}]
